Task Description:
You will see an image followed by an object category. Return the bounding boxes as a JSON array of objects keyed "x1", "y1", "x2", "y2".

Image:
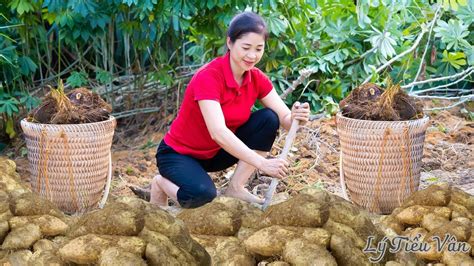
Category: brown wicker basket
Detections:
[
  {"x1": 336, "y1": 112, "x2": 429, "y2": 214},
  {"x1": 21, "y1": 117, "x2": 116, "y2": 214}
]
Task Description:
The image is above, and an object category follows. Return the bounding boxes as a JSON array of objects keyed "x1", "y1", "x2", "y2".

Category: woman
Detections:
[{"x1": 151, "y1": 11, "x2": 310, "y2": 208}]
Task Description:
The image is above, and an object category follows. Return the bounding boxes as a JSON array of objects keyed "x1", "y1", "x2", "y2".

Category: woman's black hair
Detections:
[{"x1": 227, "y1": 11, "x2": 269, "y2": 44}]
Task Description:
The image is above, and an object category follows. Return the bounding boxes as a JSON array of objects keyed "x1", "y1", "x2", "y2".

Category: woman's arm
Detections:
[
  {"x1": 198, "y1": 100, "x2": 288, "y2": 178},
  {"x1": 260, "y1": 89, "x2": 310, "y2": 131}
]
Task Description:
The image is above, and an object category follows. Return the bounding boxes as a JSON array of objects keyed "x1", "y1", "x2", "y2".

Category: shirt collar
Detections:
[{"x1": 222, "y1": 52, "x2": 252, "y2": 89}]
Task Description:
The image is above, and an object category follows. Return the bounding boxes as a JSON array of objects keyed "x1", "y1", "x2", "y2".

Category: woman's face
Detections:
[{"x1": 227, "y1": 32, "x2": 265, "y2": 75}]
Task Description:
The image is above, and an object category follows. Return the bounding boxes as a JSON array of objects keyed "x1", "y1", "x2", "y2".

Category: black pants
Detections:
[{"x1": 156, "y1": 108, "x2": 279, "y2": 208}]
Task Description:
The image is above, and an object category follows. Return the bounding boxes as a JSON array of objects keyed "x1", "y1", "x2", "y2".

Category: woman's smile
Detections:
[
  {"x1": 243, "y1": 59, "x2": 255, "y2": 68},
  {"x1": 227, "y1": 32, "x2": 265, "y2": 77}
]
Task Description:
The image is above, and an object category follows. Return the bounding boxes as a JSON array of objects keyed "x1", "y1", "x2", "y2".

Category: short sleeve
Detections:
[
  {"x1": 254, "y1": 69, "x2": 273, "y2": 99},
  {"x1": 191, "y1": 68, "x2": 223, "y2": 102}
]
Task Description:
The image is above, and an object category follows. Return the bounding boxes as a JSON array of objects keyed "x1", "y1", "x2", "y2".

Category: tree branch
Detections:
[
  {"x1": 424, "y1": 97, "x2": 472, "y2": 111},
  {"x1": 403, "y1": 66, "x2": 474, "y2": 89},
  {"x1": 362, "y1": 31, "x2": 427, "y2": 84},
  {"x1": 413, "y1": 94, "x2": 473, "y2": 100},
  {"x1": 410, "y1": 68, "x2": 474, "y2": 95},
  {"x1": 112, "y1": 107, "x2": 162, "y2": 119},
  {"x1": 408, "y1": 5, "x2": 442, "y2": 92},
  {"x1": 343, "y1": 47, "x2": 376, "y2": 67},
  {"x1": 280, "y1": 68, "x2": 315, "y2": 100},
  {"x1": 362, "y1": 15, "x2": 436, "y2": 84}
]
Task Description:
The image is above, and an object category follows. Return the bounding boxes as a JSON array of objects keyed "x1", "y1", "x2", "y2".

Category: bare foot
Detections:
[
  {"x1": 224, "y1": 185, "x2": 264, "y2": 204},
  {"x1": 150, "y1": 175, "x2": 168, "y2": 206}
]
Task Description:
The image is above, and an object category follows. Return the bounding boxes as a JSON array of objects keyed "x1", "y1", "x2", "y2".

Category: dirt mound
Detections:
[
  {"x1": 27, "y1": 81, "x2": 111, "y2": 124},
  {"x1": 340, "y1": 82, "x2": 423, "y2": 121}
]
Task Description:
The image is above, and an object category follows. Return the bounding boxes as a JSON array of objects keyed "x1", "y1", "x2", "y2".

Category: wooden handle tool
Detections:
[{"x1": 262, "y1": 119, "x2": 300, "y2": 210}]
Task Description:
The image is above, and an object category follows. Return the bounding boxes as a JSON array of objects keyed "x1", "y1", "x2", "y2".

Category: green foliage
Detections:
[
  {"x1": 67, "y1": 71, "x2": 89, "y2": 88},
  {"x1": 96, "y1": 69, "x2": 113, "y2": 84},
  {"x1": 433, "y1": 19, "x2": 470, "y2": 50},
  {"x1": 440, "y1": 0, "x2": 468, "y2": 10},
  {"x1": 0, "y1": 97, "x2": 19, "y2": 117},
  {"x1": 19, "y1": 92, "x2": 40, "y2": 111},
  {"x1": 368, "y1": 28, "x2": 397, "y2": 59},
  {"x1": 18, "y1": 56, "x2": 37, "y2": 75},
  {"x1": 441, "y1": 50, "x2": 467, "y2": 69},
  {"x1": 455, "y1": 0, "x2": 474, "y2": 23},
  {"x1": 8, "y1": 0, "x2": 35, "y2": 15}
]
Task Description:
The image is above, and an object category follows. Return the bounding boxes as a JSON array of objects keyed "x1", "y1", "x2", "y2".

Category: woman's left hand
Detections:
[{"x1": 291, "y1": 101, "x2": 310, "y2": 124}]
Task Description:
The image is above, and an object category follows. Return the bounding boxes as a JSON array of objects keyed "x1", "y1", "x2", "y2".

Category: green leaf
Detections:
[
  {"x1": 18, "y1": 56, "x2": 37, "y2": 76},
  {"x1": 455, "y1": 0, "x2": 474, "y2": 24},
  {"x1": 19, "y1": 94, "x2": 40, "y2": 111},
  {"x1": 266, "y1": 14, "x2": 289, "y2": 36},
  {"x1": 0, "y1": 98, "x2": 20, "y2": 117},
  {"x1": 441, "y1": 50, "x2": 467, "y2": 69},
  {"x1": 425, "y1": 177, "x2": 440, "y2": 182},
  {"x1": 9, "y1": 0, "x2": 34, "y2": 15},
  {"x1": 66, "y1": 71, "x2": 88, "y2": 88},
  {"x1": 368, "y1": 29, "x2": 397, "y2": 59},
  {"x1": 440, "y1": 0, "x2": 468, "y2": 10},
  {"x1": 433, "y1": 19, "x2": 470, "y2": 50},
  {"x1": 96, "y1": 70, "x2": 113, "y2": 84},
  {"x1": 324, "y1": 17, "x2": 355, "y2": 44},
  {"x1": 465, "y1": 45, "x2": 474, "y2": 65},
  {"x1": 68, "y1": 0, "x2": 98, "y2": 17},
  {"x1": 123, "y1": 0, "x2": 138, "y2": 6}
]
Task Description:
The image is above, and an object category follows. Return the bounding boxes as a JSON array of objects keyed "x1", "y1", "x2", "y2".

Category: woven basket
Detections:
[
  {"x1": 21, "y1": 117, "x2": 116, "y2": 214},
  {"x1": 336, "y1": 112, "x2": 429, "y2": 214}
]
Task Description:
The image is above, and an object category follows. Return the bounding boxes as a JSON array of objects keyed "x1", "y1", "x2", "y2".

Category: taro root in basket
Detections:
[
  {"x1": 21, "y1": 81, "x2": 115, "y2": 214},
  {"x1": 337, "y1": 81, "x2": 429, "y2": 214},
  {"x1": 27, "y1": 81, "x2": 111, "y2": 124},
  {"x1": 339, "y1": 81, "x2": 424, "y2": 121}
]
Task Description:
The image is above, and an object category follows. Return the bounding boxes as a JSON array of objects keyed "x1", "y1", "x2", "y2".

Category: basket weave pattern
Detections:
[
  {"x1": 21, "y1": 117, "x2": 116, "y2": 214},
  {"x1": 336, "y1": 113, "x2": 429, "y2": 214}
]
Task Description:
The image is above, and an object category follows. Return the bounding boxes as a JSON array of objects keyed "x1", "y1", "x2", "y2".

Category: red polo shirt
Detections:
[{"x1": 164, "y1": 52, "x2": 273, "y2": 159}]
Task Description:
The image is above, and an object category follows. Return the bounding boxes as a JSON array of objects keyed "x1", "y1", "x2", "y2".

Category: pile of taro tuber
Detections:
[
  {"x1": 177, "y1": 184, "x2": 473, "y2": 265},
  {"x1": 1, "y1": 156, "x2": 472, "y2": 265},
  {"x1": 380, "y1": 183, "x2": 474, "y2": 265},
  {"x1": 27, "y1": 80, "x2": 111, "y2": 124},
  {"x1": 178, "y1": 191, "x2": 390, "y2": 265},
  {"x1": 340, "y1": 82, "x2": 424, "y2": 121},
  {"x1": 0, "y1": 157, "x2": 210, "y2": 265}
]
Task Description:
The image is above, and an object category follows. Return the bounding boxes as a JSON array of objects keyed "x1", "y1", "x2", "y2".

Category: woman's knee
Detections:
[
  {"x1": 260, "y1": 108, "x2": 280, "y2": 132},
  {"x1": 181, "y1": 184, "x2": 217, "y2": 208}
]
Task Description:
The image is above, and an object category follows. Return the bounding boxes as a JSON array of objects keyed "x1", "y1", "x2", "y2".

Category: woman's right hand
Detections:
[{"x1": 258, "y1": 157, "x2": 289, "y2": 179}]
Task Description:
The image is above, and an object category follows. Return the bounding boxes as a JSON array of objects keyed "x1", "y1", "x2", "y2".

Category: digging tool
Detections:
[{"x1": 262, "y1": 119, "x2": 300, "y2": 210}]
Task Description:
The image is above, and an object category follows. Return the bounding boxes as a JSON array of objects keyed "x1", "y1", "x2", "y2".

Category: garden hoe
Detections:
[{"x1": 262, "y1": 118, "x2": 300, "y2": 210}]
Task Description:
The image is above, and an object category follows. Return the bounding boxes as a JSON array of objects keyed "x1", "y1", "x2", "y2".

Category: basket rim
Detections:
[
  {"x1": 336, "y1": 112, "x2": 429, "y2": 123},
  {"x1": 21, "y1": 115, "x2": 116, "y2": 127}
]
